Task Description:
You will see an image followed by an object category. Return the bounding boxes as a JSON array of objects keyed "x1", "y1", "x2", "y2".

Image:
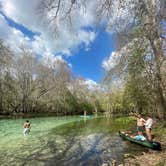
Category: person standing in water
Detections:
[
  {"x1": 137, "y1": 114, "x2": 146, "y2": 132},
  {"x1": 23, "y1": 120, "x2": 31, "y2": 135}
]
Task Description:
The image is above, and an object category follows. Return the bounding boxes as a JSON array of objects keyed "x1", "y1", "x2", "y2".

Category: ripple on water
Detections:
[{"x1": 0, "y1": 116, "x2": 147, "y2": 166}]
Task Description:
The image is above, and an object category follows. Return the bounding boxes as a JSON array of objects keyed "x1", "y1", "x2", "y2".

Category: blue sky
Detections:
[
  {"x1": 0, "y1": 11, "x2": 37, "y2": 38},
  {"x1": 1, "y1": 12, "x2": 114, "y2": 82},
  {"x1": 1, "y1": 1, "x2": 164, "y2": 85},
  {"x1": 0, "y1": 0, "x2": 115, "y2": 83},
  {"x1": 65, "y1": 31, "x2": 115, "y2": 82}
]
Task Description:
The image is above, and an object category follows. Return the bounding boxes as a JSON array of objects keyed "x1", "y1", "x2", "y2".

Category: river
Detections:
[{"x1": 0, "y1": 116, "x2": 147, "y2": 166}]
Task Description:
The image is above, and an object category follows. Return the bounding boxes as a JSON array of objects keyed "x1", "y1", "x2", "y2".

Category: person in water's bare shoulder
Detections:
[
  {"x1": 23, "y1": 120, "x2": 31, "y2": 136},
  {"x1": 136, "y1": 114, "x2": 146, "y2": 132}
]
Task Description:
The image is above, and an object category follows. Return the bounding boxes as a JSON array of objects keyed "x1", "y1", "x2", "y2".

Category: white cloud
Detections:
[
  {"x1": 0, "y1": 0, "x2": 138, "y2": 84},
  {"x1": 78, "y1": 78, "x2": 102, "y2": 91},
  {"x1": 0, "y1": 14, "x2": 71, "y2": 68},
  {"x1": 102, "y1": 43, "x2": 130, "y2": 71},
  {"x1": 85, "y1": 79, "x2": 97, "y2": 88},
  {"x1": 40, "y1": 53, "x2": 71, "y2": 69},
  {"x1": 0, "y1": 14, "x2": 30, "y2": 52},
  {"x1": 102, "y1": 51, "x2": 122, "y2": 71},
  {"x1": 0, "y1": 0, "x2": 138, "y2": 58},
  {"x1": 0, "y1": 0, "x2": 97, "y2": 58},
  {"x1": 1, "y1": 0, "x2": 41, "y2": 32}
]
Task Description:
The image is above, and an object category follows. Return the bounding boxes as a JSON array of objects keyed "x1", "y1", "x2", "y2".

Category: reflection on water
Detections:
[{"x1": 0, "y1": 116, "x2": 146, "y2": 166}]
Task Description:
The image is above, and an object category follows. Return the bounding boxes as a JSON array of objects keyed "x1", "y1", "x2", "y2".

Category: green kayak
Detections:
[{"x1": 119, "y1": 131, "x2": 161, "y2": 150}]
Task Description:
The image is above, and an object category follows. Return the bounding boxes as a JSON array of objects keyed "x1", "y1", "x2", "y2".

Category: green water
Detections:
[{"x1": 0, "y1": 116, "x2": 146, "y2": 166}]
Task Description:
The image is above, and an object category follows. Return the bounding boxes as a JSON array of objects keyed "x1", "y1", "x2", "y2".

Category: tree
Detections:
[
  {"x1": 102, "y1": 0, "x2": 166, "y2": 118},
  {"x1": 9, "y1": 47, "x2": 38, "y2": 112},
  {"x1": 0, "y1": 41, "x2": 13, "y2": 113}
]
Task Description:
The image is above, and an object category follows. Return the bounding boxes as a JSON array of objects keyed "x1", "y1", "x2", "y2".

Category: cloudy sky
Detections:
[{"x1": 0, "y1": 0, "x2": 119, "y2": 83}]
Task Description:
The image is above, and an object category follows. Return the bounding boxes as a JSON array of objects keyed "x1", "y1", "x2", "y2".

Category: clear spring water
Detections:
[{"x1": 0, "y1": 116, "x2": 147, "y2": 166}]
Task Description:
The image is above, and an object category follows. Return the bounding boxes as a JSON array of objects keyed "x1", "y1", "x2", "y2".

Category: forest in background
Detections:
[
  {"x1": 0, "y1": 42, "x2": 102, "y2": 115},
  {"x1": 0, "y1": 0, "x2": 165, "y2": 119}
]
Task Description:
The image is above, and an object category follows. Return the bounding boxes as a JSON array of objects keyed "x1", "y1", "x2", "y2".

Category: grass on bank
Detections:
[{"x1": 153, "y1": 123, "x2": 166, "y2": 142}]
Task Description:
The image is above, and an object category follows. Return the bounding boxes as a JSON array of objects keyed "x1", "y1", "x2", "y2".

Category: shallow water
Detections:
[{"x1": 0, "y1": 116, "x2": 147, "y2": 166}]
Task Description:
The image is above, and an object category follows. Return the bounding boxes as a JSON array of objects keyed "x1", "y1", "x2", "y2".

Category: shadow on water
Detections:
[{"x1": 0, "y1": 117, "x2": 148, "y2": 166}]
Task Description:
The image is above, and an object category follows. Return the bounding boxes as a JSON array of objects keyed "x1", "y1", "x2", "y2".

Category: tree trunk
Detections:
[
  {"x1": 0, "y1": 82, "x2": 3, "y2": 113},
  {"x1": 150, "y1": 40, "x2": 166, "y2": 118}
]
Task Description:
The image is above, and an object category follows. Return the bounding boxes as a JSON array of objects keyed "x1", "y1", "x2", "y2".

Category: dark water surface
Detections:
[{"x1": 0, "y1": 116, "x2": 147, "y2": 166}]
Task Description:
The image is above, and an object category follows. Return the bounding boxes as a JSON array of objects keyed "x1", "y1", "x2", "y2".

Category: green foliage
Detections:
[
  {"x1": 0, "y1": 42, "x2": 100, "y2": 115},
  {"x1": 115, "y1": 116, "x2": 136, "y2": 123}
]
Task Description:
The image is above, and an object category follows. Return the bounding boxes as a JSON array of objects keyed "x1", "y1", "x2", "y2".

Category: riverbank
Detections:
[
  {"x1": 123, "y1": 122, "x2": 166, "y2": 166},
  {"x1": 0, "y1": 112, "x2": 93, "y2": 119}
]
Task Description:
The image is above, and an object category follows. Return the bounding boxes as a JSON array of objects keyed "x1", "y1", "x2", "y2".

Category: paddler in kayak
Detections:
[
  {"x1": 123, "y1": 131, "x2": 147, "y2": 141},
  {"x1": 131, "y1": 131, "x2": 147, "y2": 141}
]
